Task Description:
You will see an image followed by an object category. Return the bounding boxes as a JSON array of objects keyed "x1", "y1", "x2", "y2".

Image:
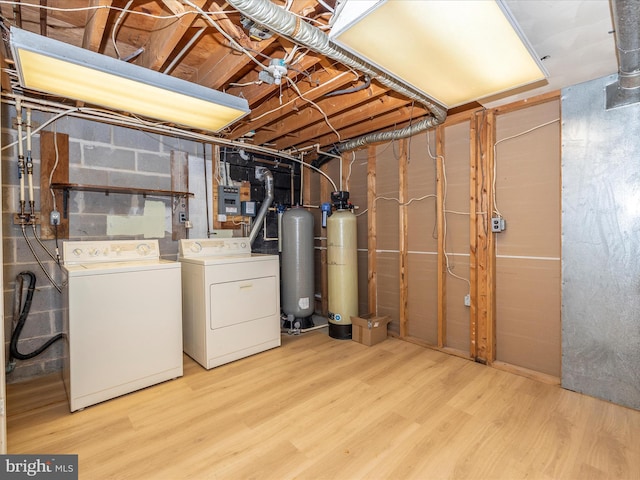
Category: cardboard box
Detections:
[{"x1": 351, "y1": 314, "x2": 391, "y2": 346}]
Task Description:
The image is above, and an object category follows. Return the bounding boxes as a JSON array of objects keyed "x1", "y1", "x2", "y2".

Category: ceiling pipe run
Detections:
[
  {"x1": 226, "y1": 0, "x2": 447, "y2": 153},
  {"x1": 606, "y1": 0, "x2": 640, "y2": 109}
]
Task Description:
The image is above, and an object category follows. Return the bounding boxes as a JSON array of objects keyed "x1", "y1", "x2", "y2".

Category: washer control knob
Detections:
[
  {"x1": 72, "y1": 248, "x2": 83, "y2": 257},
  {"x1": 190, "y1": 242, "x2": 202, "y2": 253},
  {"x1": 240, "y1": 242, "x2": 247, "y2": 249},
  {"x1": 137, "y1": 243, "x2": 151, "y2": 256}
]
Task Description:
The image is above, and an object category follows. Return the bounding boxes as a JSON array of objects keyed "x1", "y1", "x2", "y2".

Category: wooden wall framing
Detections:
[{"x1": 356, "y1": 91, "x2": 561, "y2": 382}]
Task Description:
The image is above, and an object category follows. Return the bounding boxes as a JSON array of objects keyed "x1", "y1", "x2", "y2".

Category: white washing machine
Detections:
[
  {"x1": 62, "y1": 239, "x2": 183, "y2": 412},
  {"x1": 179, "y1": 237, "x2": 281, "y2": 369}
]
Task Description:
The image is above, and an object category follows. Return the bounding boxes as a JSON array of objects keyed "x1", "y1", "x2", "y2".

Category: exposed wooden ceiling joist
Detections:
[
  {"x1": 0, "y1": 1, "x2": 616, "y2": 154},
  {"x1": 82, "y1": 0, "x2": 112, "y2": 52}
]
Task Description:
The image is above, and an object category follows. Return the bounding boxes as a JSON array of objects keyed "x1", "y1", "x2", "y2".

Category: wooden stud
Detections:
[
  {"x1": 13, "y1": 0, "x2": 22, "y2": 29},
  {"x1": 474, "y1": 110, "x2": 488, "y2": 363},
  {"x1": 303, "y1": 159, "x2": 312, "y2": 209},
  {"x1": 39, "y1": 0, "x2": 47, "y2": 37},
  {"x1": 170, "y1": 151, "x2": 189, "y2": 241},
  {"x1": 436, "y1": 127, "x2": 447, "y2": 348},
  {"x1": 474, "y1": 110, "x2": 497, "y2": 364},
  {"x1": 211, "y1": 147, "x2": 249, "y2": 231},
  {"x1": 491, "y1": 90, "x2": 561, "y2": 116},
  {"x1": 140, "y1": 0, "x2": 210, "y2": 71},
  {"x1": 398, "y1": 139, "x2": 408, "y2": 338},
  {"x1": 367, "y1": 146, "x2": 378, "y2": 315},
  {"x1": 486, "y1": 112, "x2": 497, "y2": 365},
  {"x1": 469, "y1": 113, "x2": 479, "y2": 359},
  {"x1": 320, "y1": 163, "x2": 330, "y2": 316},
  {"x1": 211, "y1": 146, "x2": 224, "y2": 231},
  {"x1": 40, "y1": 131, "x2": 69, "y2": 240},
  {"x1": 0, "y1": 85, "x2": 4, "y2": 454}
]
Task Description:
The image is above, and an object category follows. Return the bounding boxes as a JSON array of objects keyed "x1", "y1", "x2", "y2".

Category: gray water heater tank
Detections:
[{"x1": 281, "y1": 206, "x2": 315, "y2": 319}]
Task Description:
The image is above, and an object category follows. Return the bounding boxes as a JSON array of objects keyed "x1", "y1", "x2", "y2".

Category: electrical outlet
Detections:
[
  {"x1": 491, "y1": 217, "x2": 506, "y2": 232},
  {"x1": 464, "y1": 294, "x2": 471, "y2": 307},
  {"x1": 178, "y1": 212, "x2": 187, "y2": 223},
  {"x1": 50, "y1": 210, "x2": 61, "y2": 226}
]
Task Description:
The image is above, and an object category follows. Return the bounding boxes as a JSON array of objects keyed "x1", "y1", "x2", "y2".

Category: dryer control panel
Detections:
[{"x1": 179, "y1": 237, "x2": 250, "y2": 258}]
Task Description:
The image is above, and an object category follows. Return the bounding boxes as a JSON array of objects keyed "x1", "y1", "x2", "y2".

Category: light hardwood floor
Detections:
[{"x1": 6, "y1": 330, "x2": 640, "y2": 479}]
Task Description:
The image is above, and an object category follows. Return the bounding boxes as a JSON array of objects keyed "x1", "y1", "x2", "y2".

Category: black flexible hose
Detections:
[
  {"x1": 10, "y1": 271, "x2": 64, "y2": 361},
  {"x1": 324, "y1": 75, "x2": 371, "y2": 98}
]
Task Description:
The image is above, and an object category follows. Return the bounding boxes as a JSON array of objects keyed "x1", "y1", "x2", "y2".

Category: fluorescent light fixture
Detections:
[
  {"x1": 9, "y1": 27, "x2": 250, "y2": 132},
  {"x1": 329, "y1": 0, "x2": 548, "y2": 108}
]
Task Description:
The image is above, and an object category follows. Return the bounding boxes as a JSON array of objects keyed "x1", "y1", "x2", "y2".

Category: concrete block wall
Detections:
[{"x1": 2, "y1": 105, "x2": 203, "y2": 383}]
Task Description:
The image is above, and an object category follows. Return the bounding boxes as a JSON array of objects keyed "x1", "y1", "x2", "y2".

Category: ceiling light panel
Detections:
[
  {"x1": 10, "y1": 27, "x2": 250, "y2": 132},
  {"x1": 330, "y1": 0, "x2": 548, "y2": 108}
]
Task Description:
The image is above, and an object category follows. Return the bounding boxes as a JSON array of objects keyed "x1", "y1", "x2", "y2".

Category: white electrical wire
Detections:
[
  {"x1": 2, "y1": 91, "x2": 340, "y2": 196},
  {"x1": 180, "y1": 0, "x2": 266, "y2": 71},
  {"x1": 288, "y1": 48, "x2": 310, "y2": 66},
  {"x1": 239, "y1": 70, "x2": 351, "y2": 126},
  {"x1": 0, "y1": 0, "x2": 195, "y2": 19},
  {"x1": 316, "y1": 0, "x2": 335, "y2": 13},
  {"x1": 426, "y1": 131, "x2": 471, "y2": 289},
  {"x1": 492, "y1": 117, "x2": 560, "y2": 218},
  {"x1": 48, "y1": 125, "x2": 60, "y2": 212},
  {"x1": 228, "y1": 81, "x2": 263, "y2": 87},
  {"x1": 284, "y1": 76, "x2": 341, "y2": 142},
  {"x1": 112, "y1": 0, "x2": 134, "y2": 60},
  {"x1": 0, "y1": 0, "x2": 267, "y2": 72},
  {"x1": 345, "y1": 151, "x2": 356, "y2": 191},
  {"x1": 357, "y1": 193, "x2": 437, "y2": 217}
]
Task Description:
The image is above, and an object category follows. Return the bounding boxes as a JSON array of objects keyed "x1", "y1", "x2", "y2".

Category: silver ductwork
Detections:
[
  {"x1": 226, "y1": 0, "x2": 446, "y2": 152},
  {"x1": 337, "y1": 115, "x2": 442, "y2": 152},
  {"x1": 249, "y1": 166, "x2": 274, "y2": 245},
  {"x1": 606, "y1": 0, "x2": 640, "y2": 109}
]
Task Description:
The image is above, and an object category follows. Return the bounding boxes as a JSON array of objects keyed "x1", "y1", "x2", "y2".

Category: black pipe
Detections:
[
  {"x1": 324, "y1": 75, "x2": 371, "y2": 98},
  {"x1": 10, "y1": 271, "x2": 64, "y2": 361},
  {"x1": 311, "y1": 146, "x2": 340, "y2": 169}
]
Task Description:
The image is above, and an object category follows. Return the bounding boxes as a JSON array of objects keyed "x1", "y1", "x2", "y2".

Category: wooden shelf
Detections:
[
  {"x1": 50, "y1": 183, "x2": 193, "y2": 198},
  {"x1": 50, "y1": 183, "x2": 194, "y2": 218}
]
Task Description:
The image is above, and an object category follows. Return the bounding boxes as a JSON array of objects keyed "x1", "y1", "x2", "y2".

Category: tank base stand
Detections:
[
  {"x1": 328, "y1": 322, "x2": 352, "y2": 340},
  {"x1": 282, "y1": 316, "x2": 314, "y2": 330}
]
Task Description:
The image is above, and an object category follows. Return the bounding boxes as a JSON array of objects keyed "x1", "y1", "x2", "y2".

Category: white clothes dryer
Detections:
[
  {"x1": 179, "y1": 238, "x2": 281, "y2": 369},
  {"x1": 62, "y1": 239, "x2": 183, "y2": 412}
]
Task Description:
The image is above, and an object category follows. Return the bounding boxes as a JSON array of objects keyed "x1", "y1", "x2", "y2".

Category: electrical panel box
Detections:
[
  {"x1": 218, "y1": 186, "x2": 240, "y2": 215},
  {"x1": 241, "y1": 201, "x2": 256, "y2": 217}
]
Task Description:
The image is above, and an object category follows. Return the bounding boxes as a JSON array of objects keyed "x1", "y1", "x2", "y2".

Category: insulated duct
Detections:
[
  {"x1": 249, "y1": 166, "x2": 274, "y2": 245},
  {"x1": 606, "y1": 0, "x2": 640, "y2": 109},
  {"x1": 226, "y1": 0, "x2": 447, "y2": 152}
]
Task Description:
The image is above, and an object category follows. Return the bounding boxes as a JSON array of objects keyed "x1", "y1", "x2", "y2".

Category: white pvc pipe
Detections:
[
  {"x1": 26, "y1": 108, "x2": 34, "y2": 214},
  {"x1": 16, "y1": 99, "x2": 25, "y2": 214}
]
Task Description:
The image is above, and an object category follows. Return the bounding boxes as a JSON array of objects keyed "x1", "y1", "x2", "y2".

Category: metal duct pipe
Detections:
[
  {"x1": 249, "y1": 167, "x2": 274, "y2": 245},
  {"x1": 226, "y1": 0, "x2": 447, "y2": 152},
  {"x1": 606, "y1": 0, "x2": 640, "y2": 108},
  {"x1": 337, "y1": 115, "x2": 441, "y2": 152},
  {"x1": 611, "y1": 0, "x2": 640, "y2": 89}
]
